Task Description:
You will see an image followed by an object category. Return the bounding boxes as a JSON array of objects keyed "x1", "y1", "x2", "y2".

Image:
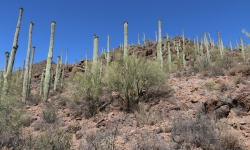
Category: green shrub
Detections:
[
  {"x1": 42, "y1": 107, "x2": 57, "y2": 124},
  {"x1": 33, "y1": 129, "x2": 71, "y2": 149},
  {"x1": 104, "y1": 54, "x2": 167, "y2": 112}
]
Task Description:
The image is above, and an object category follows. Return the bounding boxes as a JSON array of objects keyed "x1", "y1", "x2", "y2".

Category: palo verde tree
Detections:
[{"x1": 104, "y1": 54, "x2": 167, "y2": 112}]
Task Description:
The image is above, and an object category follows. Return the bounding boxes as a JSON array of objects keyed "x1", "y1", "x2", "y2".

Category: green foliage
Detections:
[
  {"x1": 33, "y1": 129, "x2": 71, "y2": 150},
  {"x1": 104, "y1": 54, "x2": 167, "y2": 112},
  {"x1": 72, "y1": 61, "x2": 103, "y2": 117},
  {"x1": 42, "y1": 107, "x2": 57, "y2": 124}
]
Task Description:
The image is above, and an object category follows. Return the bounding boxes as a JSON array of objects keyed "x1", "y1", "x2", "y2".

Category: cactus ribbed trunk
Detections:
[
  {"x1": 43, "y1": 21, "x2": 56, "y2": 101},
  {"x1": 204, "y1": 32, "x2": 210, "y2": 63},
  {"x1": 106, "y1": 34, "x2": 110, "y2": 66},
  {"x1": 22, "y1": 22, "x2": 34, "y2": 103},
  {"x1": 157, "y1": 19, "x2": 163, "y2": 70},
  {"x1": 240, "y1": 37, "x2": 245, "y2": 61},
  {"x1": 2, "y1": 8, "x2": 23, "y2": 101},
  {"x1": 138, "y1": 33, "x2": 140, "y2": 45},
  {"x1": 21, "y1": 60, "x2": 25, "y2": 79},
  {"x1": 0, "y1": 71, "x2": 2, "y2": 86},
  {"x1": 27, "y1": 46, "x2": 35, "y2": 95},
  {"x1": 93, "y1": 35, "x2": 98, "y2": 65},
  {"x1": 229, "y1": 40, "x2": 233, "y2": 51},
  {"x1": 40, "y1": 67, "x2": 45, "y2": 96},
  {"x1": 182, "y1": 28, "x2": 185, "y2": 52},
  {"x1": 124, "y1": 22, "x2": 128, "y2": 61},
  {"x1": 168, "y1": 41, "x2": 171, "y2": 71},
  {"x1": 54, "y1": 56, "x2": 61, "y2": 91},
  {"x1": 164, "y1": 37, "x2": 167, "y2": 54},
  {"x1": 4, "y1": 52, "x2": 9, "y2": 75}
]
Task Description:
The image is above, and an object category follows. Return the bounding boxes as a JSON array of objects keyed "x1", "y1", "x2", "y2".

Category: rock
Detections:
[
  {"x1": 240, "y1": 121, "x2": 247, "y2": 125},
  {"x1": 191, "y1": 99, "x2": 198, "y2": 103}
]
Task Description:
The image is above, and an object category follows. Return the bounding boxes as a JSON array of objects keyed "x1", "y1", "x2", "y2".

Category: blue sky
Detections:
[{"x1": 0, "y1": 0, "x2": 250, "y2": 69}]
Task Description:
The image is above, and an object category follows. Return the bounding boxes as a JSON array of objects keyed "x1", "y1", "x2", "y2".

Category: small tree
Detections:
[{"x1": 104, "y1": 54, "x2": 167, "y2": 112}]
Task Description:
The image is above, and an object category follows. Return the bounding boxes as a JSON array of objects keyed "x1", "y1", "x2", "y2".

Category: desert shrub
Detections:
[
  {"x1": 216, "y1": 82, "x2": 229, "y2": 92},
  {"x1": 171, "y1": 112, "x2": 243, "y2": 150},
  {"x1": 135, "y1": 105, "x2": 162, "y2": 126},
  {"x1": 104, "y1": 54, "x2": 167, "y2": 112},
  {"x1": 71, "y1": 60, "x2": 103, "y2": 117},
  {"x1": 26, "y1": 93, "x2": 41, "y2": 105},
  {"x1": 79, "y1": 129, "x2": 118, "y2": 150},
  {"x1": 205, "y1": 81, "x2": 215, "y2": 91},
  {"x1": 42, "y1": 107, "x2": 57, "y2": 124},
  {"x1": 132, "y1": 130, "x2": 168, "y2": 150},
  {"x1": 197, "y1": 55, "x2": 210, "y2": 71},
  {"x1": 33, "y1": 129, "x2": 71, "y2": 150},
  {"x1": 234, "y1": 76, "x2": 246, "y2": 84}
]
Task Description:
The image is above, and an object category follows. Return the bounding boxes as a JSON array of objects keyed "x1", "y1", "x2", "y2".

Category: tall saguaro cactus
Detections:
[
  {"x1": 2, "y1": 8, "x2": 23, "y2": 100},
  {"x1": 4, "y1": 52, "x2": 9, "y2": 74},
  {"x1": 44, "y1": 21, "x2": 56, "y2": 101},
  {"x1": 28, "y1": 46, "x2": 35, "y2": 95},
  {"x1": 157, "y1": 19, "x2": 163, "y2": 70},
  {"x1": 54, "y1": 56, "x2": 61, "y2": 91},
  {"x1": 93, "y1": 35, "x2": 98, "y2": 65},
  {"x1": 22, "y1": 22, "x2": 34, "y2": 103},
  {"x1": 240, "y1": 37, "x2": 245, "y2": 61},
  {"x1": 40, "y1": 67, "x2": 45, "y2": 96},
  {"x1": 168, "y1": 41, "x2": 171, "y2": 71},
  {"x1": 124, "y1": 22, "x2": 128, "y2": 61},
  {"x1": 106, "y1": 34, "x2": 110, "y2": 66}
]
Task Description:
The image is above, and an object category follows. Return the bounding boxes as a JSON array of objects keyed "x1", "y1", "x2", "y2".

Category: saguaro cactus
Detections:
[
  {"x1": 43, "y1": 21, "x2": 56, "y2": 101},
  {"x1": 138, "y1": 33, "x2": 140, "y2": 45},
  {"x1": 22, "y1": 22, "x2": 34, "y2": 103},
  {"x1": 28, "y1": 46, "x2": 35, "y2": 94},
  {"x1": 157, "y1": 19, "x2": 163, "y2": 70},
  {"x1": 229, "y1": 39, "x2": 233, "y2": 51},
  {"x1": 4, "y1": 52, "x2": 9, "y2": 74},
  {"x1": 2, "y1": 8, "x2": 23, "y2": 100},
  {"x1": 105, "y1": 34, "x2": 110, "y2": 66},
  {"x1": 54, "y1": 56, "x2": 61, "y2": 91},
  {"x1": 240, "y1": 37, "x2": 245, "y2": 61},
  {"x1": 124, "y1": 22, "x2": 128, "y2": 61},
  {"x1": 93, "y1": 35, "x2": 98, "y2": 65},
  {"x1": 0, "y1": 71, "x2": 2, "y2": 86},
  {"x1": 40, "y1": 67, "x2": 45, "y2": 96},
  {"x1": 168, "y1": 41, "x2": 171, "y2": 71}
]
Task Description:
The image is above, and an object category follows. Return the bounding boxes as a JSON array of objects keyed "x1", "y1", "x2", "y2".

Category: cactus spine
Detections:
[
  {"x1": 4, "y1": 52, "x2": 9, "y2": 74},
  {"x1": 43, "y1": 21, "x2": 56, "y2": 101},
  {"x1": 2, "y1": 8, "x2": 23, "y2": 100},
  {"x1": 124, "y1": 22, "x2": 128, "y2": 61},
  {"x1": 157, "y1": 19, "x2": 163, "y2": 70},
  {"x1": 27, "y1": 46, "x2": 35, "y2": 95},
  {"x1": 22, "y1": 22, "x2": 34, "y2": 103},
  {"x1": 54, "y1": 56, "x2": 61, "y2": 91},
  {"x1": 240, "y1": 37, "x2": 245, "y2": 61}
]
